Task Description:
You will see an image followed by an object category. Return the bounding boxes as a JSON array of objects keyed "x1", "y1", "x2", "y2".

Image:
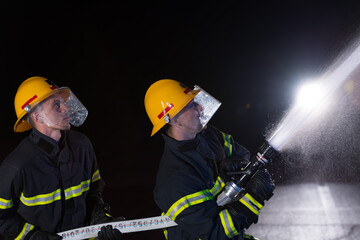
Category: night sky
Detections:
[{"x1": 2, "y1": 1, "x2": 360, "y2": 239}]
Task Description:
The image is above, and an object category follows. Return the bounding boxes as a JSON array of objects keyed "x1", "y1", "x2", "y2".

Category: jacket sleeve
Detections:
[
  {"x1": 85, "y1": 146, "x2": 107, "y2": 222},
  {"x1": 218, "y1": 129, "x2": 250, "y2": 161},
  {"x1": 155, "y1": 170, "x2": 247, "y2": 239},
  {"x1": 0, "y1": 163, "x2": 33, "y2": 240}
]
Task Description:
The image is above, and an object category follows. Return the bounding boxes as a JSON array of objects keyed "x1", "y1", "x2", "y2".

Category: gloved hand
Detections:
[
  {"x1": 245, "y1": 169, "x2": 275, "y2": 204},
  {"x1": 226, "y1": 192, "x2": 262, "y2": 229},
  {"x1": 27, "y1": 230, "x2": 62, "y2": 240},
  {"x1": 89, "y1": 203, "x2": 125, "y2": 225},
  {"x1": 89, "y1": 203, "x2": 125, "y2": 240},
  {"x1": 219, "y1": 155, "x2": 248, "y2": 182},
  {"x1": 226, "y1": 169, "x2": 274, "y2": 229},
  {"x1": 98, "y1": 225, "x2": 122, "y2": 240}
]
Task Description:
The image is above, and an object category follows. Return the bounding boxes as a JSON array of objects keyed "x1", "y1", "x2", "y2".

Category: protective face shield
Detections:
[
  {"x1": 192, "y1": 85, "x2": 221, "y2": 129},
  {"x1": 64, "y1": 90, "x2": 88, "y2": 127}
]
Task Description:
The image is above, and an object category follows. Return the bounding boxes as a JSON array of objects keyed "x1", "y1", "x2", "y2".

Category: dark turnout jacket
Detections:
[
  {"x1": 0, "y1": 129, "x2": 105, "y2": 239},
  {"x1": 154, "y1": 125, "x2": 251, "y2": 240}
]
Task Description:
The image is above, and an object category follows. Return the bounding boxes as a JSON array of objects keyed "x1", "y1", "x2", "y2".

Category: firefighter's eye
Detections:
[{"x1": 53, "y1": 100, "x2": 61, "y2": 109}]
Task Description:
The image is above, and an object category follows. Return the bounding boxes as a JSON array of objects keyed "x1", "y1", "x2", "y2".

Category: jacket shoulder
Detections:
[
  {"x1": 0, "y1": 137, "x2": 38, "y2": 171},
  {"x1": 203, "y1": 125, "x2": 223, "y2": 140}
]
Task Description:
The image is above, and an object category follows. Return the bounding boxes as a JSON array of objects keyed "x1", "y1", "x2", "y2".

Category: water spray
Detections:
[{"x1": 217, "y1": 39, "x2": 360, "y2": 206}]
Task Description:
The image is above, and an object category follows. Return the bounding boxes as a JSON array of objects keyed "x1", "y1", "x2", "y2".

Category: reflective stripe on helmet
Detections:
[
  {"x1": 15, "y1": 222, "x2": 34, "y2": 240},
  {"x1": 219, "y1": 209, "x2": 239, "y2": 238},
  {"x1": 0, "y1": 197, "x2": 13, "y2": 209},
  {"x1": 157, "y1": 103, "x2": 174, "y2": 119},
  {"x1": 21, "y1": 95, "x2": 38, "y2": 110},
  {"x1": 239, "y1": 193, "x2": 263, "y2": 215},
  {"x1": 221, "y1": 132, "x2": 233, "y2": 157}
]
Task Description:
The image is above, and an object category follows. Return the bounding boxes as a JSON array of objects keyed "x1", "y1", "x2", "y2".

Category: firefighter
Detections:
[
  {"x1": 0, "y1": 77, "x2": 123, "y2": 240},
  {"x1": 144, "y1": 79, "x2": 275, "y2": 240}
]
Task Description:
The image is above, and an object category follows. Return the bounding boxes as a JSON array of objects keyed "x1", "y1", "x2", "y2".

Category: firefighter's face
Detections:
[
  {"x1": 173, "y1": 100, "x2": 204, "y2": 134},
  {"x1": 38, "y1": 92, "x2": 70, "y2": 130}
]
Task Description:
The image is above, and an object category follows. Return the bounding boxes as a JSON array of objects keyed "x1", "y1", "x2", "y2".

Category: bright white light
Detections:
[
  {"x1": 295, "y1": 81, "x2": 324, "y2": 110},
  {"x1": 268, "y1": 41, "x2": 360, "y2": 151}
]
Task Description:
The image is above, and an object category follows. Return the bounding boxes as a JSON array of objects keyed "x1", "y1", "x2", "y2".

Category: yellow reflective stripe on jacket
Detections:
[
  {"x1": 20, "y1": 189, "x2": 61, "y2": 206},
  {"x1": 92, "y1": 169, "x2": 101, "y2": 182},
  {"x1": 165, "y1": 176, "x2": 225, "y2": 221},
  {"x1": 65, "y1": 180, "x2": 90, "y2": 200},
  {"x1": 20, "y1": 179, "x2": 93, "y2": 206},
  {"x1": 239, "y1": 193, "x2": 263, "y2": 215},
  {"x1": 209, "y1": 176, "x2": 225, "y2": 196},
  {"x1": 166, "y1": 190, "x2": 213, "y2": 221},
  {"x1": 161, "y1": 213, "x2": 169, "y2": 240},
  {"x1": 219, "y1": 209, "x2": 239, "y2": 238},
  {"x1": 163, "y1": 228, "x2": 168, "y2": 240},
  {"x1": 0, "y1": 197, "x2": 13, "y2": 209},
  {"x1": 15, "y1": 222, "x2": 34, "y2": 240},
  {"x1": 221, "y1": 132, "x2": 233, "y2": 157}
]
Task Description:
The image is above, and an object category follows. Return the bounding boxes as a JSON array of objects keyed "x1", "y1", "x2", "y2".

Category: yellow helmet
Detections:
[
  {"x1": 144, "y1": 79, "x2": 200, "y2": 136},
  {"x1": 13, "y1": 76, "x2": 70, "y2": 132}
]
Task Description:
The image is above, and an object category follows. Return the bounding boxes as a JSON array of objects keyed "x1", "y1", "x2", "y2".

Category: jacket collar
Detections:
[
  {"x1": 30, "y1": 128, "x2": 66, "y2": 158},
  {"x1": 162, "y1": 129, "x2": 216, "y2": 160},
  {"x1": 162, "y1": 133, "x2": 199, "y2": 152}
]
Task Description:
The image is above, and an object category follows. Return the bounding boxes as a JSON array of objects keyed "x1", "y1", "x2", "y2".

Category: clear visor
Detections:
[
  {"x1": 193, "y1": 85, "x2": 221, "y2": 128},
  {"x1": 65, "y1": 90, "x2": 88, "y2": 127}
]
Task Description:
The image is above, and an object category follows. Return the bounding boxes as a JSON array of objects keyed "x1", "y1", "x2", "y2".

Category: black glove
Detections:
[
  {"x1": 219, "y1": 155, "x2": 248, "y2": 182},
  {"x1": 226, "y1": 193, "x2": 261, "y2": 229},
  {"x1": 89, "y1": 203, "x2": 125, "y2": 225},
  {"x1": 226, "y1": 169, "x2": 274, "y2": 229},
  {"x1": 89, "y1": 203, "x2": 124, "y2": 240},
  {"x1": 98, "y1": 225, "x2": 122, "y2": 240},
  {"x1": 245, "y1": 169, "x2": 275, "y2": 204},
  {"x1": 26, "y1": 230, "x2": 62, "y2": 240}
]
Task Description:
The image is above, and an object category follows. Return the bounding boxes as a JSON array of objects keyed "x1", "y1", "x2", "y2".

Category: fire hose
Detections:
[{"x1": 57, "y1": 215, "x2": 177, "y2": 239}]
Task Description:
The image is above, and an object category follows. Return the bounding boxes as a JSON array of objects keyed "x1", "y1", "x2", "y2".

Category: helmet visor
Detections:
[
  {"x1": 65, "y1": 89, "x2": 88, "y2": 127},
  {"x1": 193, "y1": 85, "x2": 221, "y2": 128}
]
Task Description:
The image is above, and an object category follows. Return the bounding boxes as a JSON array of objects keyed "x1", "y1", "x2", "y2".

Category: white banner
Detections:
[{"x1": 57, "y1": 215, "x2": 177, "y2": 240}]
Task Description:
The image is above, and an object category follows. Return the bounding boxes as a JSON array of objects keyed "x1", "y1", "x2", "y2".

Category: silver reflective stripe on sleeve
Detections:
[
  {"x1": 20, "y1": 179, "x2": 92, "y2": 206},
  {"x1": 92, "y1": 169, "x2": 101, "y2": 182},
  {"x1": 65, "y1": 180, "x2": 90, "y2": 200},
  {"x1": 219, "y1": 209, "x2": 239, "y2": 238},
  {"x1": 0, "y1": 197, "x2": 13, "y2": 209},
  {"x1": 239, "y1": 193, "x2": 263, "y2": 215},
  {"x1": 20, "y1": 189, "x2": 61, "y2": 206},
  {"x1": 15, "y1": 223, "x2": 34, "y2": 240},
  {"x1": 166, "y1": 190, "x2": 213, "y2": 221},
  {"x1": 221, "y1": 132, "x2": 233, "y2": 157},
  {"x1": 209, "y1": 176, "x2": 225, "y2": 196}
]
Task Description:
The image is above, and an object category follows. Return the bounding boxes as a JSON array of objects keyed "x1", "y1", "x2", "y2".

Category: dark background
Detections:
[{"x1": 2, "y1": 1, "x2": 360, "y2": 239}]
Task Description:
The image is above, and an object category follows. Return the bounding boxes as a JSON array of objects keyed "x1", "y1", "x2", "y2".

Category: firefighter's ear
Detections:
[{"x1": 29, "y1": 111, "x2": 44, "y2": 124}]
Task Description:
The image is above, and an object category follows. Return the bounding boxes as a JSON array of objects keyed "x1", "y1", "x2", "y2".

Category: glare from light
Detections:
[{"x1": 294, "y1": 81, "x2": 324, "y2": 111}]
